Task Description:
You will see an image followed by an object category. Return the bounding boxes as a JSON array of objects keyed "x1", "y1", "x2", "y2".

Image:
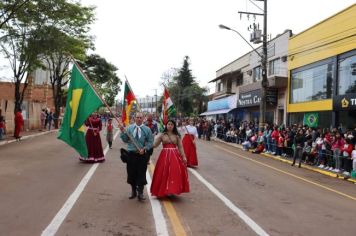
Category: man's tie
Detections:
[
  {"x1": 135, "y1": 127, "x2": 139, "y2": 139},
  {"x1": 134, "y1": 126, "x2": 141, "y2": 139}
]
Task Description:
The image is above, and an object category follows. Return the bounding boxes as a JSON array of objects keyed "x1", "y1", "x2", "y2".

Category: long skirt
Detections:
[
  {"x1": 182, "y1": 134, "x2": 198, "y2": 167},
  {"x1": 80, "y1": 130, "x2": 105, "y2": 162},
  {"x1": 150, "y1": 144, "x2": 189, "y2": 197}
]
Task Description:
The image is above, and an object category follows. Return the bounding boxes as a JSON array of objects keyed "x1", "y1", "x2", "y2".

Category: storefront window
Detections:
[
  {"x1": 339, "y1": 110, "x2": 356, "y2": 130},
  {"x1": 290, "y1": 60, "x2": 333, "y2": 103},
  {"x1": 288, "y1": 111, "x2": 332, "y2": 129},
  {"x1": 338, "y1": 53, "x2": 356, "y2": 95}
]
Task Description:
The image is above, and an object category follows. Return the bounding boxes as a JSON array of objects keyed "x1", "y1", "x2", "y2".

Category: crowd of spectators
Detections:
[{"x1": 194, "y1": 117, "x2": 356, "y2": 179}]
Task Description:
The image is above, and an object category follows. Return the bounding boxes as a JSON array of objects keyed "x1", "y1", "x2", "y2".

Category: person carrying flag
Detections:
[
  {"x1": 80, "y1": 112, "x2": 105, "y2": 162},
  {"x1": 120, "y1": 112, "x2": 153, "y2": 201}
]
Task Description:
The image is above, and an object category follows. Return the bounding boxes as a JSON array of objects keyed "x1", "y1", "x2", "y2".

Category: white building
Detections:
[
  {"x1": 137, "y1": 95, "x2": 158, "y2": 114},
  {"x1": 202, "y1": 29, "x2": 292, "y2": 125}
]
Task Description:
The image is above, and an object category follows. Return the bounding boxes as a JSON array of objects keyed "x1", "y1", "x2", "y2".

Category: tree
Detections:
[
  {"x1": 163, "y1": 56, "x2": 208, "y2": 117},
  {"x1": 78, "y1": 54, "x2": 121, "y2": 107},
  {"x1": 0, "y1": 0, "x2": 95, "y2": 116},
  {"x1": 0, "y1": 0, "x2": 31, "y2": 30}
]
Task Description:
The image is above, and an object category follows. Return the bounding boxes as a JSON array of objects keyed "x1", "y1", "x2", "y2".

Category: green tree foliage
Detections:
[
  {"x1": 78, "y1": 54, "x2": 121, "y2": 107},
  {"x1": 164, "y1": 56, "x2": 208, "y2": 117},
  {"x1": 0, "y1": 0, "x2": 31, "y2": 30},
  {"x1": 0, "y1": 0, "x2": 95, "y2": 116}
]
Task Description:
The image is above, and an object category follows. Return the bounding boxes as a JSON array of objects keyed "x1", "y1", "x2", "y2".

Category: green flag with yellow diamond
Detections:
[
  {"x1": 303, "y1": 112, "x2": 319, "y2": 128},
  {"x1": 58, "y1": 64, "x2": 104, "y2": 157}
]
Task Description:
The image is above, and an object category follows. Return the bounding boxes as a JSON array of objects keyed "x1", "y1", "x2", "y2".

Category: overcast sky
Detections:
[{"x1": 1, "y1": 0, "x2": 355, "y2": 99}]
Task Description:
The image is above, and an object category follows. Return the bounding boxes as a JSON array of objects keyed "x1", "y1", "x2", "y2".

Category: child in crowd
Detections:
[
  {"x1": 341, "y1": 138, "x2": 353, "y2": 176},
  {"x1": 106, "y1": 118, "x2": 113, "y2": 149}
]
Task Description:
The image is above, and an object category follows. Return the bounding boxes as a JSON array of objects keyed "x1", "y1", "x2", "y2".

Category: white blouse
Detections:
[{"x1": 182, "y1": 125, "x2": 198, "y2": 138}]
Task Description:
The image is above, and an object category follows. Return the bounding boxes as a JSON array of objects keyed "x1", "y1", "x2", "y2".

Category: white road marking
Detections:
[
  {"x1": 188, "y1": 168, "x2": 269, "y2": 236},
  {"x1": 41, "y1": 129, "x2": 120, "y2": 236},
  {"x1": 146, "y1": 171, "x2": 169, "y2": 236}
]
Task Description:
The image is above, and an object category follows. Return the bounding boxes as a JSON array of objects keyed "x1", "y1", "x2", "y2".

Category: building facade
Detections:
[
  {"x1": 204, "y1": 29, "x2": 291, "y2": 125},
  {"x1": 287, "y1": 4, "x2": 356, "y2": 129},
  {"x1": 137, "y1": 95, "x2": 158, "y2": 115}
]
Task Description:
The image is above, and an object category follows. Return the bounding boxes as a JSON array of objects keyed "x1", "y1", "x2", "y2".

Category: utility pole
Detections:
[{"x1": 238, "y1": 0, "x2": 268, "y2": 131}]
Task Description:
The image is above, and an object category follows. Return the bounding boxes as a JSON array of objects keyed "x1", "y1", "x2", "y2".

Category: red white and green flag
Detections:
[
  {"x1": 160, "y1": 87, "x2": 176, "y2": 130},
  {"x1": 122, "y1": 80, "x2": 137, "y2": 126}
]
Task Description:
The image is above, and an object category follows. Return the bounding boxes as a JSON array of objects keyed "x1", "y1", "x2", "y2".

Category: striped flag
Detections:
[
  {"x1": 122, "y1": 81, "x2": 137, "y2": 126},
  {"x1": 161, "y1": 87, "x2": 176, "y2": 126}
]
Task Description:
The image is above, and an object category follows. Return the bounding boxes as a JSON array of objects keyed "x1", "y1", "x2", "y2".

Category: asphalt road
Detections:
[{"x1": 0, "y1": 131, "x2": 355, "y2": 236}]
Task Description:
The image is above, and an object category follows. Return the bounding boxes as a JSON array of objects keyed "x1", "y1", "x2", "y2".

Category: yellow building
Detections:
[{"x1": 287, "y1": 4, "x2": 356, "y2": 129}]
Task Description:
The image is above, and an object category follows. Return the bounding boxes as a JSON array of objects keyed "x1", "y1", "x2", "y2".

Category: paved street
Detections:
[{"x1": 0, "y1": 131, "x2": 356, "y2": 236}]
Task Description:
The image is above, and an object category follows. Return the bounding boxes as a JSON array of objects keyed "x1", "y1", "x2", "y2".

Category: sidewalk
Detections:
[
  {"x1": 211, "y1": 137, "x2": 356, "y2": 184},
  {"x1": 0, "y1": 129, "x2": 58, "y2": 146}
]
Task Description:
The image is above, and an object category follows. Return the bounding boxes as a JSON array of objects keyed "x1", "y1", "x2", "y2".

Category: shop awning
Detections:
[{"x1": 199, "y1": 108, "x2": 233, "y2": 116}]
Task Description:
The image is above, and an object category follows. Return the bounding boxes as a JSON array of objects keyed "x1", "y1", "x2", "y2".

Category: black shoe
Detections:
[
  {"x1": 291, "y1": 163, "x2": 295, "y2": 166},
  {"x1": 129, "y1": 192, "x2": 137, "y2": 199},
  {"x1": 138, "y1": 193, "x2": 146, "y2": 201},
  {"x1": 129, "y1": 185, "x2": 137, "y2": 199}
]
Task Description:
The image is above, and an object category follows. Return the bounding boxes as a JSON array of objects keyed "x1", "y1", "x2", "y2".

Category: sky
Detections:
[{"x1": 1, "y1": 0, "x2": 355, "y2": 99}]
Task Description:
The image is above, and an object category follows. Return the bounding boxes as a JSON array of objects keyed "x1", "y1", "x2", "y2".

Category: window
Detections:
[
  {"x1": 236, "y1": 73, "x2": 243, "y2": 86},
  {"x1": 338, "y1": 52, "x2": 356, "y2": 95},
  {"x1": 268, "y1": 58, "x2": 280, "y2": 76},
  {"x1": 253, "y1": 66, "x2": 261, "y2": 82},
  {"x1": 217, "y1": 82, "x2": 223, "y2": 92},
  {"x1": 290, "y1": 60, "x2": 334, "y2": 103}
]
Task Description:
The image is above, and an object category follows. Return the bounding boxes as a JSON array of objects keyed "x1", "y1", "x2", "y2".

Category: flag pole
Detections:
[{"x1": 70, "y1": 57, "x2": 142, "y2": 150}]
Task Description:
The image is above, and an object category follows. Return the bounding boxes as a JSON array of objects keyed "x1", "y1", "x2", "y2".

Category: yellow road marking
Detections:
[
  {"x1": 148, "y1": 164, "x2": 187, "y2": 236},
  {"x1": 215, "y1": 145, "x2": 356, "y2": 201}
]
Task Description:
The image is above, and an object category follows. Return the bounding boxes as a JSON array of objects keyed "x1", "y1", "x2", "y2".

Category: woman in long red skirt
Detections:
[
  {"x1": 182, "y1": 118, "x2": 198, "y2": 167},
  {"x1": 80, "y1": 112, "x2": 105, "y2": 163},
  {"x1": 150, "y1": 119, "x2": 189, "y2": 197}
]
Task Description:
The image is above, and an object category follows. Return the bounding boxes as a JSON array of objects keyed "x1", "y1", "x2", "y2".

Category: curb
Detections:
[
  {"x1": 0, "y1": 130, "x2": 57, "y2": 146},
  {"x1": 211, "y1": 137, "x2": 356, "y2": 184}
]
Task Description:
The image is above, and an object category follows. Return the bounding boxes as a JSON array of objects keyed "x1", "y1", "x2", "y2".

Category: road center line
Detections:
[
  {"x1": 148, "y1": 164, "x2": 186, "y2": 236},
  {"x1": 188, "y1": 168, "x2": 269, "y2": 236},
  {"x1": 215, "y1": 145, "x2": 356, "y2": 201},
  {"x1": 41, "y1": 129, "x2": 120, "y2": 236}
]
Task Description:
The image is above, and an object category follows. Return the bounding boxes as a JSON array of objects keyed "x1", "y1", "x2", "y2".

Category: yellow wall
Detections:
[{"x1": 287, "y1": 4, "x2": 356, "y2": 112}]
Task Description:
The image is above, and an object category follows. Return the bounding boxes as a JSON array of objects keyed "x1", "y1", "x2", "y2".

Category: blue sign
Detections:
[{"x1": 207, "y1": 95, "x2": 236, "y2": 111}]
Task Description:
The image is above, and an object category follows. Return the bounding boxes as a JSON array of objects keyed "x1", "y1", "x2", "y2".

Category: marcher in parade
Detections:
[
  {"x1": 182, "y1": 118, "x2": 199, "y2": 167},
  {"x1": 150, "y1": 119, "x2": 189, "y2": 197},
  {"x1": 14, "y1": 108, "x2": 24, "y2": 141},
  {"x1": 106, "y1": 118, "x2": 114, "y2": 149},
  {"x1": 145, "y1": 113, "x2": 158, "y2": 136},
  {"x1": 120, "y1": 112, "x2": 153, "y2": 201},
  {"x1": 80, "y1": 112, "x2": 105, "y2": 162}
]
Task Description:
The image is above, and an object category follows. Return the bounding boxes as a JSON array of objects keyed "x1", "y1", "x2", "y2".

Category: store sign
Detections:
[
  {"x1": 238, "y1": 90, "x2": 261, "y2": 107},
  {"x1": 333, "y1": 94, "x2": 356, "y2": 110},
  {"x1": 237, "y1": 89, "x2": 277, "y2": 108}
]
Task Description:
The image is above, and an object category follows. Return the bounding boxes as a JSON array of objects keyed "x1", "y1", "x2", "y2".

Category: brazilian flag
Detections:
[
  {"x1": 303, "y1": 112, "x2": 319, "y2": 128},
  {"x1": 58, "y1": 64, "x2": 104, "y2": 157}
]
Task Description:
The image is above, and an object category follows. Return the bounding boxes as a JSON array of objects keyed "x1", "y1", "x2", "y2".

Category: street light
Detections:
[
  {"x1": 219, "y1": 4, "x2": 268, "y2": 131},
  {"x1": 218, "y1": 24, "x2": 262, "y2": 59}
]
